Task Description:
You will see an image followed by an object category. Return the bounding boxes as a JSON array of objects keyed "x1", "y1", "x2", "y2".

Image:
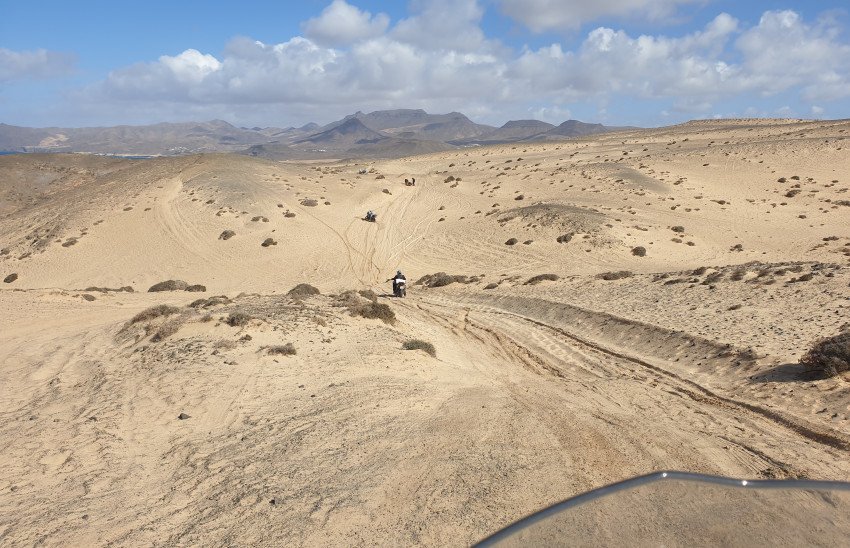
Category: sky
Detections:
[{"x1": 1, "y1": 0, "x2": 849, "y2": 128}]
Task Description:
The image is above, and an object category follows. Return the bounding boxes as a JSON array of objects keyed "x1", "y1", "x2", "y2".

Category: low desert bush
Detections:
[
  {"x1": 148, "y1": 279, "x2": 189, "y2": 292},
  {"x1": 505, "y1": 238, "x2": 518, "y2": 246},
  {"x1": 226, "y1": 311, "x2": 252, "y2": 327},
  {"x1": 671, "y1": 226, "x2": 685, "y2": 233},
  {"x1": 288, "y1": 283, "x2": 320, "y2": 297},
  {"x1": 556, "y1": 233, "x2": 573, "y2": 244},
  {"x1": 351, "y1": 301, "x2": 395, "y2": 324},
  {"x1": 151, "y1": 317, "x2": 184, "y2": 342},
  {"x1": 189, "y1": 295, "x2": 231, "y2": 308},
  {"x1": 219, "y1": 230, "x2": 235, "y2": 240},
  {"x1": 597, "y1": 271, "x2": 633, "y2": 281},
  {"x1": 358, "y1": 289, "x2": 378, "y2": 301},
  {"x1": 631, "y1": 246, "x2": 647, "y2": 257},
  {"x1": 402, "y1": 339, "x2": 436, "y2": 357},
  {"x1": 129, "y1": 304, "x2": 181, "y2": 325},
  {"x1": 261, "y1": 238, "x2": 277, "y2": 247},
  {"x1": 801, "y1": 332, "x2": 850, "y2": 377},
  {"x1": 185, "y1": 284, "x2": 207, "y2": 292},
  {"x1": 525, "y1": 273, "x2": 559, "y2": 285},
  {"x1": 301, "y1": 199, "x2": 318, "y2": 207},
  {"x1": 3, "y1": 273, "x2": 17, "y2": 283},
  {"x1": 268, "y1": 343, "x2": 297, "y2": 356}
]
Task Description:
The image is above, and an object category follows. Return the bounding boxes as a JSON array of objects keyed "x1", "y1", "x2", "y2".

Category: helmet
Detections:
[{"x1": 396, "y1": 270, "x2": 402, "y2": 276}]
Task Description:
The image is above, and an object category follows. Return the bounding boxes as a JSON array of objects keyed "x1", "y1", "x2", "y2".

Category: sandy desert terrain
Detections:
[{"x1": 1, "y1": 118, "x2": 849, "y2": 545}]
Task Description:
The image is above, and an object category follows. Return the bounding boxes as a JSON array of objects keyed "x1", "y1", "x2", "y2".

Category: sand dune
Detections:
[{"x1": 1, "y1": 119, "x2": 849, "y2": 545}]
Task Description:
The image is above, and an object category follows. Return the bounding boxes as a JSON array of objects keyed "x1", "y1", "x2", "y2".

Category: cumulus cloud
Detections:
[
  {"x1": 302, "y1": 0, "x2": 389, "y2": 47},
  {"x1": 497, "y1": 0, "x2": 702, "y2": 32},
  {"x1": 0, "y1": 47, "x2": 76, "y2": 82},
  {"x1": 76, "y1": 4, "x2": 850, "y2": 126}
]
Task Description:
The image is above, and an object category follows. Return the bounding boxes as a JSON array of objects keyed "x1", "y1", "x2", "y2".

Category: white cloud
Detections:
[
  {"x1": 736, "y1": 10, "x2": 850, "y2": 101},
  {"x1": 498, "y1": 0, "x2": 702, "y2": 32},
  {"x1": 74, "y1": 6, "x2": 850, "y2": 127},
  {"x1": 302, "y1": 0, "x2": 389, "y2": 47},
  {"x1": 0, "y1": 47, "x2": 76, "y2": 82}
]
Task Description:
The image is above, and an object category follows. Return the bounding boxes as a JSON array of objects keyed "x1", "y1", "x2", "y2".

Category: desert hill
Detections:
[
  {"x1": 0, "y1": 110, "x2": 627, "y2": 158},
  {"x1": 1, "y1": 119, "x2": 850, "y2": 545}
]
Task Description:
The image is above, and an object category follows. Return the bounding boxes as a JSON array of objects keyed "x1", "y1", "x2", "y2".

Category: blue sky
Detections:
[{"x1": 1, "y1": 0, "x2": 849, "y2": 128}]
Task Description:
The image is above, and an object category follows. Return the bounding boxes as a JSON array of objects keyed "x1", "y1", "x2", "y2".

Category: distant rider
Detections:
[{"x1": 388, "y1": 270, "x2": 406, "y2": 294}]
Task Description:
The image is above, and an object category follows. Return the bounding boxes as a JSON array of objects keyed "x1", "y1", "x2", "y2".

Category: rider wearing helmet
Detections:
[{"x1": 388, "y1": 270, "x2": 406, "y2": 294}]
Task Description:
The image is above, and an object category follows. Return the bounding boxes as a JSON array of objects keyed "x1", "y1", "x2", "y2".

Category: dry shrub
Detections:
[
  {"x1": 185, "y1": 284, "x2": 207, "y2": 292},
  {"x1": 268, "y1": 343, "x2": 296, "y2": 356},
  {"x1": 190, "y1": 295, "x2": 231, "y2": 308},
  {"x1": 801, "y1": 332, "x2": 850, "y2": 377},
  {"x1": 129, "y1": 304, "x2": 181, "y2": 324},
  {"x1": 525, "y1": 273, "x2": 559, "y2": 285},
  {"x1": 226, "y1": 311, "x2": 252, "y2": 327},
  {"x1": 219, "y1": 230, "x2": 235, "y2": 240},
  {"x1": 261, "y1": 238, "x2": 277, "y2": 247},
  {"x1": 148, "y1": 279, "x2": 189, "y2": 292},
  {"x1": 151, "y1": 317, "x2": 184, "y2": 342},
  {"x1": 3, "y1": 273, "x2": 17, "y2": 283},
  {"x1": 631, "y1": 246, "x2": 647, "y2": 257},
  {"x1": 556, "y1": 233, "x2": 573, "y2": 244},
  {"x1": 351, "y1": 301, "x2": 395, "y2": 324},
  {"x1": 505, "y1": 238, "x2": 518, "y2": 246},
  {"x1": 214, "y1": 339, "x2": 238, "y2": 350},
  {"x1": 288, "y1": 283, "x2": 320, "y2": 297},
  {"x1": 730, "y1": 268, "x2": 747, "y2": 281},
  {"x1": 358, "y1": 289, "x2": 378, "y2": 301},
  {"x1": 597, "y1": 271, "x2": 633, "y2": 281},
  {"x1": 416, "y1": 272, "x2": 479, "y2": 288},
  {"x1": 402, "y1": 339, "x2": 436, "y2": 357},
  {"x1": 301, "y1": 199, "x2": 318, "y2": 207},
  {"x1": 671, "y1": 226, "x2": 685, "y2": 233}
]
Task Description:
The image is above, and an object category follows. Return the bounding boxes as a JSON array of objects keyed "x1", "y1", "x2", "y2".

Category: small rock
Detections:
[{"x1": 177, "y1": 413, "x2": 190, "y2": 420}]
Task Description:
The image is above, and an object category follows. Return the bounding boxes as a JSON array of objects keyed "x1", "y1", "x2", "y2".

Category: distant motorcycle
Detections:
[
  {"x1": 404, "y1": 177, "x2": 416, "y2": 186},
  {"x1": 364, "y1": 211, "x2": 376, "y2": 222},
  {"x1": 393, "y1": 279, "x2": 407, "y2": 298}
]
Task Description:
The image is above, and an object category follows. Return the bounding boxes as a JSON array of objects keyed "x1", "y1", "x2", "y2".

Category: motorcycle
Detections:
[
  {"x1": 364, "y1": 212, "x2": 376, "y2": 222},
  {"x1": 393, "y1": 280, "x2": 407, "y2": 298},
  {"x1": 475, "y1": 471, "x2": 850, "y2": 547}
]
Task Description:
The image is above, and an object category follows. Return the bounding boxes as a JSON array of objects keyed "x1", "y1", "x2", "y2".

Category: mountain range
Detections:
[{"x1": 0, "y1": 109, "x2": 634, "y2": 159}]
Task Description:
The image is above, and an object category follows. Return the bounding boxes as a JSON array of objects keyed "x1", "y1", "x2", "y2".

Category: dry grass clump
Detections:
[
  {"x1": 671, "y1": 226, "x2": 685, "y2": 233},
  {"x1": 268, "y1": 343, "x2": 296, "y2": 356},
  {"x1": 342, "y1": 297, "x2": 395, "y2": 324},
  {"x1": 505, "y1": 238, "x2": 518, "y2": 245},
  {"x1": 226, "y1": 311, "x2": 252, "y2": 327},
  {"x1": 358, "y1": 289, "x2": 378, "y2": 301},
  {"x1": 597, "y1": 271, "x2": 633, "y2": 281},
  {"x1": 356, "y1": 301, "x2": 395, "y2": 324},
  {"x1": 151, "y1": 317, "x2": 185, "y2": 342},
  {"x1": 129, "y1": 304, "x2": 181, "y2": 325},
  {"x1": 556, "y1": 233, "x2": 573, "y2": 244},
  {"x1": 189, "y1": 295, "x2": 231, "y2": 308},
  {"x1": 288, "y1": 283, "x2": 320, "y2": 297},
  {"x1": 185, "y1": 284, "x2": 207, "y2": 292},
  {"x1": 631, "y1": 246, "x2": 647, "y2": 257},
  {"x1": 3, "y1": 273, "x2": 18, "y2": 283},
  {"x1": 525, "y1": 273, "x2": 559, "y2": 285},
  {"x1": 261, "y1": 238, "x2": 277, "y2": 247},
  {"x1": 219, "y1": 230, "x2": 235, "y2": 240},
  {"x1": 416, "y1": 272, "x2": 481, "y2": 288},
  {"x1": 148, "y1": 279, "x2": 189, "y2": 292},
  {"x1": 301, "y1": 199, "x2": 318, "y2": 207},
  {"x1": 402, "y1": 339, "x2": 436, "y2": 357},
  {"x1": 801, "y1": 332, "x2": 850, "y2": 378}
]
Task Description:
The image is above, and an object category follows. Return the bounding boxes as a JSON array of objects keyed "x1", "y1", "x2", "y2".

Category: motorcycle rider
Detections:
[
  {"x1": 388, "y1": 270, "x2": 406, "y2": 295},
  {"x1": 366, "y1": 210, "x2": 375, "y2": 221}
]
